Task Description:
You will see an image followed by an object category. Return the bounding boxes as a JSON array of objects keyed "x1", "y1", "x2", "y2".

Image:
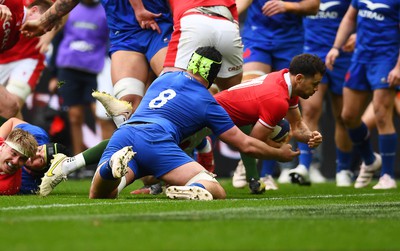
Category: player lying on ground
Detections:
[{"x1": 0, "y1": 117, "x2": 68, "y2": 195}]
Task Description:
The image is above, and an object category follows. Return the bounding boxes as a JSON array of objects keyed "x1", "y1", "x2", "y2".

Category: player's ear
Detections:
[
  {"x1": 27, "y1": 6, "x2": 40, "y2": 18},
  {"x1": 294, "y1": 73, "x2": 305, "y2": 84}
]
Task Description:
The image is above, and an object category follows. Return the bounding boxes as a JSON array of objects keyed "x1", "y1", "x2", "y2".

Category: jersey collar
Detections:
[{"x1": 283, "y1": 72, "x2": 293, "y2": 98}]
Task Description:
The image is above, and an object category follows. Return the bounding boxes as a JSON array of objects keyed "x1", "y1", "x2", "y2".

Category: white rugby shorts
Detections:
[{"x1": 165, "y1": 13, "x2": 243, "y2": 79}]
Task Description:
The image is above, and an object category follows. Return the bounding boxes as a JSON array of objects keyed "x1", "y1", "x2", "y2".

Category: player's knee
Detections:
[
  {"x1": 242, "y1": 70, "x2": 266, "y2": 82},
  {"x1": 212, "y1": 184, "x2": 226, "y2": 199},
  {"x1": 113, "y1": 78, "x2": 145, "y2": 100},
  {"x1": 185, "y1": 170, "x2": 226, "y2": 199},
  {"x1": 341, "y1": 111, "x2": 355, "y2": 127}
]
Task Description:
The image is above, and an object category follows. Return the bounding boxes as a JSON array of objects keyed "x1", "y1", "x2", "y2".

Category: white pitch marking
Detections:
[
  {"x1": 1, "y1": 201, "x2": 400, "y2": 222},
  {"x1": 0, "y1": 192, "x2": 392, "y2": 212}
]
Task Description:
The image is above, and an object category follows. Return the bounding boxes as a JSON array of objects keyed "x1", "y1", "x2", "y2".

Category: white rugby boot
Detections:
[
  {"x1": 336, "y1": 170, "x2": 353, "y2": 187},
  {"x1": 109, "y1": 146, "x2": 135, "y2": 179},
  {"x1": 166, "y1": 186, "x2": 213, "y2": 200},
  {"x1": 92, "y1": 90, "x2": 133, "y2": 127},
  {"x1": 232, "y1": 160, "x2": 247, "y2": 188},
  {"x1": 373, "y1": 174, "x2": 397, "y2": 190},
  {"x1": 39, "y1": 154, "x2": 68, "y2": 196},
  {"x1": 261, "y1": 175, "x2": 278, "y2": 190},
  {"x1": 354, "y1": 153, "x2": 381, "y2": 188}
]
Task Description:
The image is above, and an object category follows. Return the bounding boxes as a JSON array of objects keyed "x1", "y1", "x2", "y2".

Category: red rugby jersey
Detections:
[{"x1": 0, "y1": 0, "x2": 25, "y2": 53}]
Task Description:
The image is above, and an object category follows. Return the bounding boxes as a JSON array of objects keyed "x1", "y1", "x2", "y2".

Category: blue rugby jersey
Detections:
[
  {"x1": 351, "y1": 0, "x2": 400, "y2": 63},
  {"x1": 101, "y1": 0, "x2": 172, "y2": 32},
  {"x1": 304, "y1": 0, "x2": 352, "y2": 59},
  {"x1": 242, "y1": 0, "x2": 304, "y2": 44},
  {"x1": 125, "y1": 71, "x2": 235, "y2": 144}
]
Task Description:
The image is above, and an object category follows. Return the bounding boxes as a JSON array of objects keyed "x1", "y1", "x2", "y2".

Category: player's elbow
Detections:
[
  {"x1": 308, "y1": 6, "x2": 319, "y2": 15},
  {"x1": 235, "y1": 138, "x2": 256, "y2": 156},
  {"x1": 305, "y1": 1, "x2": 320, "y2": 15}
]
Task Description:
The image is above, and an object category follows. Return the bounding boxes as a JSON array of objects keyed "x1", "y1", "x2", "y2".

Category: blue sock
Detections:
[
  {"x1": 348, "y1": 122, "x2": 375, "y2": 165},
  {"x1": 99, "y1": 161, "x2": 116, "y2": 180},
  {"x1": 260, "y1": 160, "x2": 275, "y2": 176},
  {"x1": 379, "y1": 133, "x2": 397, "y2": 177},
  {"x1": 336, "y1": 148, "x2": 352, "y2": 173},
  {"x1": 189, "y1": 183, "x2": 205, "y2": 189},
  {"x1": 298, "y1": 142, "x2": 313, "y2": 169}
]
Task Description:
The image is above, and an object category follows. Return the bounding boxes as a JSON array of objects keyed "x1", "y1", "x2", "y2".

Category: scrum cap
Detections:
[{"x1": 187, "y1": 46, "x2": 222, "y2": 88}]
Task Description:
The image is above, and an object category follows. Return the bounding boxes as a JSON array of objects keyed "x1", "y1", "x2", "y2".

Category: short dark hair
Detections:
[
  {"x1": 289, "y1": 54, "x2": 326, "y2": 78},
  {"x1": 187, "y1": 46, "x2": 222, "y2": 87}
]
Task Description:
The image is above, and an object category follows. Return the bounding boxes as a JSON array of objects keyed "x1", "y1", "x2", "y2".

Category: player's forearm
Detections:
[
  {"x1": 283, "y1": 0, "x2": 319, "y2": 15},
  {"x1": 332, "y1": 7, "x2": 357, "y2": 49},
  {"x1": 240, "y1": 137, "x2": 282, "y2": 159},
  {"x1": 292, "y1": 122, "x2": 313, "y2": 143},
  {"x1": 40, "y1": 0, "x2": 79, "y2": 30}
]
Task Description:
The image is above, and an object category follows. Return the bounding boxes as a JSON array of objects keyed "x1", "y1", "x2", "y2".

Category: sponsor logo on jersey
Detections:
[
  {"x1": 359, "y1": 0, "x2": 389, "y2": 21},
  {"x1": 307, "y1": 1, "x2": 340, "y2": 19},
  {"x1": 1, "y1": 20, "x2": 11, "y2": 50}
]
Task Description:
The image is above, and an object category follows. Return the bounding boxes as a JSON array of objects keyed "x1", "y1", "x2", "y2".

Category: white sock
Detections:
[
  {"x1": 113, "y1": 114, "x2": 126, "y2": 128},
  {"x1": 62, "y1": 153, "x2": 86, "y2": 175},
  {"x1": 117, "y1": 176, "x2": 127, "y2": 194},
  {"x1": 197, "y1": 140, "x2": 212, "y2": 153}
]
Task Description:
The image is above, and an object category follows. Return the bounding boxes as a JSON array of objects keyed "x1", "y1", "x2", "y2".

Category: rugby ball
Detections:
[{"x1": 269, "y1": 118, "x2": 290, "y2": 142}]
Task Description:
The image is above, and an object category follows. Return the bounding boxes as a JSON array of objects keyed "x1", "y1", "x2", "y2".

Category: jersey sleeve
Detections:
[
  {"x1": 259, "y1": 97, "x2": 290, "y2": 128},
  {"x1": 289, "y1": 96, "x2": 299, "y2": 109},
  {"x1": 205, "y1": 102, "x2": 236, "y2": 136},
  {"x1": 16, "y1": 123, "x2": 49, "y2": 145}
]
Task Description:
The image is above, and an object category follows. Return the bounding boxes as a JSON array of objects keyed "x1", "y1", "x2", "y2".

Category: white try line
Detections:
[
  {"x1": 0, "y1": 192, "x2": 393, "y2": 212},
  {"x1": 2, "y1": 201, "x2": 400, "y2": 222}
]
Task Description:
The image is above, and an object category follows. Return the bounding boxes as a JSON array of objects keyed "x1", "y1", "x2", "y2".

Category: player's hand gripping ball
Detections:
[{"x1": 269, "y1": 118, "x2": 290, "y2": 142}]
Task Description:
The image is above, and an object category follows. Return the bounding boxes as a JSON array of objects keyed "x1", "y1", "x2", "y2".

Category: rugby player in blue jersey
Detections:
[
  {"x1": 326, "y1": 0, "x2": 400, "y2": 189},
  {"x1": 294, "y1": 0, "x2": 355, "y2": 187},
  {"x1": 88, "y1": 46, "x2": 300, "y2": 200}
]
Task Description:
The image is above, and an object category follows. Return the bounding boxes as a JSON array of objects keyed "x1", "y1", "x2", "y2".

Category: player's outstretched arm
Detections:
[
  {"x1": 21, "y1": 0, "x2": 79, "y2": 37},
  {"x1": 219, "y1": 126, "x2": 299, "y2": 162}
]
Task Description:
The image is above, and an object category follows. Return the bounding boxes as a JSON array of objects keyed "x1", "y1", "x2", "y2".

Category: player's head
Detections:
[
  {"x1": 289, "y1": 54, "x2": 326, "y2": 99},
  {"x1": 289, "y1": 54, "x2": 326, "y2": 78},
  {"x1": 26, "y1": 0, "x2": 54, "y2": 22},
  {"x1": 0, "y1": 129, "x2": 38, "y2": 174},
  {"x1": 187, "y1": 46, "x2": 222, "y2": 88},
  {"x1": 25, "y1": 143, "x2": 69, "y2": 171}
]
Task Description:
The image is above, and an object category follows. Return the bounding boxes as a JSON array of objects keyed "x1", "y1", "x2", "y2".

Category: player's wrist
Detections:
[{"x1": 332, "y1": 46, "x2": 340, "y2": 51}]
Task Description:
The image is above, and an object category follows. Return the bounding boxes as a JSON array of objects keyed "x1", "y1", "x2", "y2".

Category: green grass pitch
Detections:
[{"x1": 1, "y1": 179, "x2": 400, "y2": 251}]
